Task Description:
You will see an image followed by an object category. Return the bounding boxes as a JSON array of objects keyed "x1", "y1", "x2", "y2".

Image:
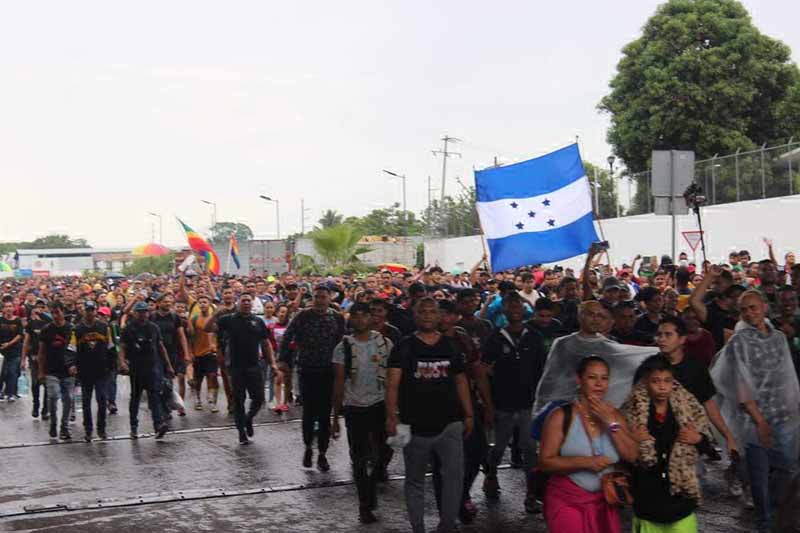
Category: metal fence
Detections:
[{"x1": 623, "y1": 140, "x2": 800, "y2": 215}]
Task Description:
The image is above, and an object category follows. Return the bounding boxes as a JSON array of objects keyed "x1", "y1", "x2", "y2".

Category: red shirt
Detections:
[{"x1": 685, "y1": 328, "x2": 716, "y2": 369}]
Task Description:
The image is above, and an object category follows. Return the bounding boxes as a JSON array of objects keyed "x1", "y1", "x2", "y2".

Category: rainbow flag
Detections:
[
  {"x1": 177, "y1": 218, "x2": 220, "y2": 275},
  {"x1": 229, "y1": 233, "x2": 241, "y2": 270}
]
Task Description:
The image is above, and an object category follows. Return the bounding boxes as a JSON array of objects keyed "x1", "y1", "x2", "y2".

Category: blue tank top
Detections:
[{"x1": 558, "y1": 407, "x2": 620, "y2": 492}]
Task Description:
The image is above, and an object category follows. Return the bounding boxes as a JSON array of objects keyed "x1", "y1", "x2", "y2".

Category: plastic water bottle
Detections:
[{"x1": 17, "y1": 374, "x2": 29, "y2": 397}]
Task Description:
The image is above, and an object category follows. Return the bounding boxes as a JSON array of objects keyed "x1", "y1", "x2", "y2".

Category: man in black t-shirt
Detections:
[
  {"x1": 482, "y1": 293, "x2": 547, "y2": 514},
  {"x1": 152, "y1": 294, "x2": 190, "y2": 416},
  {"x1": 119, "y1": 302, "x2": 174, "y2": 439},
  {"x1": 74, "y1": 301, "x2": 114, "y2": 441},
  {"x1": 21, "y1": 300, "x2": 51, "y2": 418},
  {"x1": 37, "y1": 302, "x2": 77, "y2": 440},
  {"x1": 386, "y1": 297, "x2": 473, "y2": 533},
  {"x1": 0, "y1": 300, "x2": 24, "y2": 402},
  {"x1": 656, "y1": 317, "x2": 737, "y2": 457},
  {"x1": 207, "y1": 293, "x2": 281, "y2": 444}
]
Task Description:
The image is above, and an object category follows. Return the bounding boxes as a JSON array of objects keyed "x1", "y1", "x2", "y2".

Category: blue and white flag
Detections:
[{"x1": 475, "y1": 143, "x2": 598, "y2": 271}]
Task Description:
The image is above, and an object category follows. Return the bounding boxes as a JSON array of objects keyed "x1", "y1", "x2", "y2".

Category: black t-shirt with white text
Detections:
[{"x1": 388, "y1": 334, "x2": 465, "y2": 436}]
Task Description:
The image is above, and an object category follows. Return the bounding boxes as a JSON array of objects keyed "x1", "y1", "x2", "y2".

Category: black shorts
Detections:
[
  {"x1": 195, "y1": 355, "x2": 219, "y2": 377},
  {"x1": 170, "y1": 353, "x2": 187, "y2": 376}
]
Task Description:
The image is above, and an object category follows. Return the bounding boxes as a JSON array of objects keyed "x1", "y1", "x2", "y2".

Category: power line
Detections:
[{"x1": 432, "y1": 135, "x2": 461, "y2": 202}]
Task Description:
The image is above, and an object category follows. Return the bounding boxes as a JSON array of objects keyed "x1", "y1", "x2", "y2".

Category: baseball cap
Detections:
[
  {"x1": 84, "y1": 300, "x2": 97, "y2": 310},
  {"x1": 98, "y1": 307, "x2": 112, "y2": 317},
  {"x1": 602, "y1": 277, "x2": 623, "y2": 291},
  {"x1": 133, "y1": 302, "x2": 149, "y2": 312}
]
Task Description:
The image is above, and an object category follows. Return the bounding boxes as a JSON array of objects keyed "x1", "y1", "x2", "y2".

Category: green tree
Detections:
[
  {"x1": 26, "y1": 234, "x2": 90, "y2": 249},
  {"x1": 311, "y1": 225, "x2": 371, "y2": 270},
  {"x1": 422, "y1": 187, "x2": 480, "y2": 237},
  {"x1": 316, "y1": 209, "x2": 344, "y2": 230},
  {"x1": 210, "y1": 222, "x2": 253, "y2": 245},
  {"x1": 583, "y1": 162, "x2": 624, "y2": 218},
  {"x1": 122, "y1": 253, "x2": 175, "y2": 276},
  {"x1": 599, "y1": 0, "x2": 800, "y2": 211},
  {"x1": 347, "y1": 203, "x2": 425, "y2": 236}
]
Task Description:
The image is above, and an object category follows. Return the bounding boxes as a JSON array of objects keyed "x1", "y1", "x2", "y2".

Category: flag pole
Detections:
[
  {"x1": 575, "y1": 136, "x2": 612, "y2": 266},
  {"x1": 225, "y1": 233, "x2": 232, "y2": 275}
]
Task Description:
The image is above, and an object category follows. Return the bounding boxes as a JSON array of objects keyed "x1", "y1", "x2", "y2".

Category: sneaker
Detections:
[
  {"x1": 303, "y1": 447, "x2": 313, "y2": 468},
  {"x1": 463, "y1": 499, "x2": 478, "y2": 516},
  {"x1": 178, "y1": 407, "x2": 186, "y2": 417},
  {"x1": 359, "y1": 508, "x2": 378, "y2": 524},
  {"x1": 108, "y1": 403, "x2": 118, "y2": 415},
  {"x1": 210, "y1": 404, "x2": 219, "y2": 413},
  {"x1": 155, "y1": 424, "x2": 169, "y2": 440},
  {"x1": 279, "y1": 403, "x2": 290, "y2": 413},
  {"x1": 239, "y1": 431, "x2": 250, "y2": 445},
  {"x1": 32, "y1": 407, "x2": 39, "y2": 418},
  {"x1": 317, "y1": 454, "x2": 330, "y2": 472},
  {"x1": 272, "y1": 404, "x2": 283, "y2": 414},
  {"x1": 69, "y1": 412, "x2": 76, "y2": 422},
  {"x1": 84, "y1": 432, "x2": 93, "y2": 443},
  {"x1": 743, "y1": 491, "x2": 755, "y2": 510},
  {"x1": 245, "y1": 416, "x2": 254, "y2": 437},
  {"x1": 0, "y1": 396, "x2": 5, "y2": 402},
  {"x1": 130, "y1": 430, "x2": 139, "y2": 440},
  {"x1": 524, "y1": 493, "x2": 541, "y2": 514},
  {"x1": 42, "y1": 410, "x2": 50, "y2": 421},
  {"x1": 459, "y1": 502, "x2": 476, "y2": 524},
  {"x1": 49, "y1": 425, "x2": 58, "y2": 438},
  {"x1": 7, "y1": 396, "x2": 15, "y2": 403},
  {"x1": 59, "y1": 429, "x2": 72, "y2": 440},
  {"x1": 483, "y1": 475, "x2": 500, "y2": 498},
  {"x1": 98, "y1": 430, "x2": 108, "y2": 440},
  {"x1": 195, "y1": 400, "x2": 203, "y2": 411}
]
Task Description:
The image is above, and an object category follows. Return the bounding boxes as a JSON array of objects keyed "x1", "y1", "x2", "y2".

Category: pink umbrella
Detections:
[{"x1": 132, "y1": 243, "x2": 171, "y2": 257}]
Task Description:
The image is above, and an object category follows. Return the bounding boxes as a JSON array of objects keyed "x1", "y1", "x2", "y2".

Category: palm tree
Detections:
[
  {"x1": 311, "y1": 225, "x2": 371, "y2": 270},
  {"x1": 317, "y1": 209, "x2": 344, "y2": 229}
]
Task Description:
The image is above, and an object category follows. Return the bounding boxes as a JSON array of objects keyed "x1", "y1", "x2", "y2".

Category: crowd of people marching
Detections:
[{"x1": 0, "y1": 240, "x2": 799, "y2": 533}]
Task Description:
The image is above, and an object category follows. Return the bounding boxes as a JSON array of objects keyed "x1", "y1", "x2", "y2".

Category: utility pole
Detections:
[
  {"x1": 427, "y1": 175, "x2": 439, "y2": 236},
  {"x1": 432, "y1": 135, "x2": 461, "y2": 202},
  {"x1": 300, "y1": 198, "x2": 312, "y2": 235}
]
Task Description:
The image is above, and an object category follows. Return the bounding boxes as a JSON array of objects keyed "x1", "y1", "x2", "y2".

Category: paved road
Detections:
[{"x1": 0, "y1": 381, "x2": 757, "y2": 532}]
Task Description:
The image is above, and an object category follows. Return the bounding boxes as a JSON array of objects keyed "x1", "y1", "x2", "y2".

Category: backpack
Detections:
[{"x1": 342, "y1": 334, "x2": 390, "y2": 380}]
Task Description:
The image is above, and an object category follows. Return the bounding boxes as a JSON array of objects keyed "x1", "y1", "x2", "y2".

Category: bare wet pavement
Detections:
[{"x1": 0, "y1": 382, "x2": 757, "y2": 532}]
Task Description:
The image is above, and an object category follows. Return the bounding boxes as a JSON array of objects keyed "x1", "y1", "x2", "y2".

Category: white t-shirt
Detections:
[{"x1": 332, "y1": 331, "x2": 393, "y2": 408}]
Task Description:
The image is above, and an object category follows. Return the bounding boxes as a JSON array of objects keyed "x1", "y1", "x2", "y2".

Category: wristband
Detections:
[{"x1": 608, "y1": 422, "x2": 621, "y2": 433}]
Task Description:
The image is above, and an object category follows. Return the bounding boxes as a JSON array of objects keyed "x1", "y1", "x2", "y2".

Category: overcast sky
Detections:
[{"x1": 1, "y1": 0, "x2": 798, "y2": 248}]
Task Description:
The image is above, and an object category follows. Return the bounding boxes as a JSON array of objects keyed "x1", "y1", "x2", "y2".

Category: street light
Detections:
[
  {"x1": 382, "y1": 169, "x2": 408, "y2": 236},
  {"x1": 201, "y1": 200, "x2": 217, "y2": 236},
  {"x1": 607, "y1": 156, "x2": 618, "y2": 218},
  {"x1": 147, "y1": 212, "x2": 162, "y2": 244},
  {"x1": 259, "y1": 195, "x2": 280, "y2": 239}
]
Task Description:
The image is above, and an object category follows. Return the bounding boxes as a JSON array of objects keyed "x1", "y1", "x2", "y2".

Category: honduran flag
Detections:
[
  {"x1": 474, "y1": 143, "x2": 599, "y2": 272},
  {"x1": 177, "y1": 218, "x2": 221, "y2": 275},
  {"x1": 229, "y1": 233, "x2": 241, "y2": 270}
]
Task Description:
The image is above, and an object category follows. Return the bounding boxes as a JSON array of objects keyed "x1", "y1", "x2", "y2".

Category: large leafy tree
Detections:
[
  {"x1": 344, "y1": 204, "x2": 425, "y2": 236},
  {"x1": 27, "y1": 234, "x2": 90, "y2": 249},
  {"x1": 600, "y1": 0, "x2": 800, "y2": 209},
  {"x1": 122, "y1": 253, "x2": 175, "y2": 276},
  {"x1": 583, "y1": 162, "x2": 624, "y2": 218},
  {"x1": 210, "y1": 222, "x2": 253, "y2": 245},
  {"x1": 422, "y1": 187, "x2": 481, "y2": 237}
]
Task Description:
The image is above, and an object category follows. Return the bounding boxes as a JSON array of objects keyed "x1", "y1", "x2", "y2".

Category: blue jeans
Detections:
[
  {"x1": 746, "y1": 424, "x2": 800, "y2": 532},
  {"x1": 45, "y1": 375, "x2": 75, "y2": 431},
  {"x1": 1, "y1": 354, "x2": 21, "y2": 398},
  {"x1": 106, "y1": 371, "x2": 118, "y2": 405},
  {"x1": 81, "y1": 375, "x2": 110, "y2": 433},
  {"x1": 129, "y1": 372, "x2": 163, "y2": 432}
]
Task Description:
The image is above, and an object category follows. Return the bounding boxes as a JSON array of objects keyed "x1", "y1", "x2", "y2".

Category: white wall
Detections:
[{"x1": 425, "y1": 194, "x2": 800, "y2": 272}]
